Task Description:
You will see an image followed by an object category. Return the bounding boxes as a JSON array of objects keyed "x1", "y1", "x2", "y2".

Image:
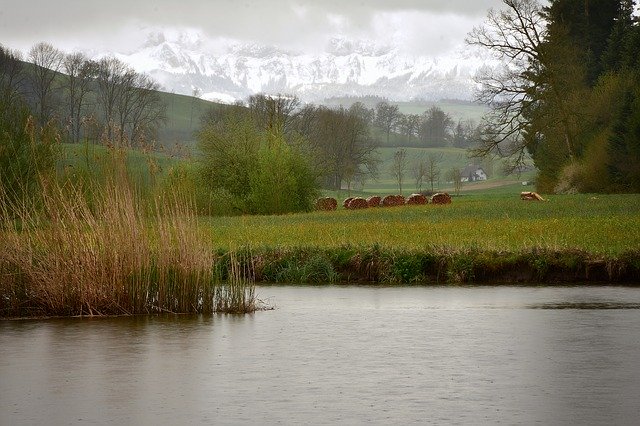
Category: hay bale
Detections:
[
  {"x1": 381, "y1": 194, "x2": 405, "y2": 207},
  {"x1": 407, "y1": 193, "x2": 428, "y2": 205},
  {"x1": 520, "y1": 191, "x2": 545, "y2": 201},
  {"x1": 348, "y1": 197, "x2": 368, "y2": 209},
  {"x1": 314, "y1": 197, "x2": 337, "y2": 211},
  {"x1": 431, "y1": 192, "x2": 452, "y2": 205},
  {"x1": 343, "y1": 197, "x2": 354, "y2": 209},
  {"x1": 366, "y1": 196, "x2": 381, "y2": 207}
]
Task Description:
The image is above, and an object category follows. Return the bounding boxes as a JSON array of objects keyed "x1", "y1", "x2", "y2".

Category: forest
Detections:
[{"x1": 469, "y1": 0, "x2": 640, "y2": 193}]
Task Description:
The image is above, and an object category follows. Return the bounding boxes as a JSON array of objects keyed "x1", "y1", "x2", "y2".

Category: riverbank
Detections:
[
  {"x1": 217, "y1": 245, "x2": 640, "y2": 285},
  {"x1": 3, "y1": 192, "x2": 639, "y2": 318}
]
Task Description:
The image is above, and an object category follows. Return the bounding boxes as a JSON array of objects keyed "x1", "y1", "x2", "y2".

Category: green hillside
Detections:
[
  {"x1": 157, "y1": 91, "x2": 226, "y2": 148},
  {"x1": 13, "y1": 58, "x2": 226, "y2": 150}
]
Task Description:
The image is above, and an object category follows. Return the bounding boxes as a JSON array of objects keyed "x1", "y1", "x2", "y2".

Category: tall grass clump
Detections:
[
  {"x1": 215, "y1": 251, "x2": 257, "y2": 313},
  {"x1": 0, "y1": 146, "x2": 256, "y2": 318}
]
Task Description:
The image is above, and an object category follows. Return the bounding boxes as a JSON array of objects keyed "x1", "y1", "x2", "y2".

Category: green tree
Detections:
[
  {"x1": 606, "y1": 87, "x2": 640, "y2": 191},
  {"x1": 198, "y1": 109, "x2": 260, "y2": 202},
  {"x1": 198, "y1": 104, "x2": 319, "y2": 215},
  {"x1": 419, "y1": 106, "x2": 452, "y2": 147},
  {"x1": 374, "y1": 101, "x2": 400, "y2": 145},
  {"x1": 248, "y1": 134, "x2": 318, "y2": 215},
  {"x1": 543, "y1": 0, "x2": 620, "y2": 84},
  {"x1": 0, "y1": 96, "x2": 58, "y2": 214}
]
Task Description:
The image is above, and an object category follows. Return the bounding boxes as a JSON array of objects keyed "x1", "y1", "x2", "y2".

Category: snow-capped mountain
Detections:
[{"x1": 94, "y1": 30, "x2": 499, "y2": 104}]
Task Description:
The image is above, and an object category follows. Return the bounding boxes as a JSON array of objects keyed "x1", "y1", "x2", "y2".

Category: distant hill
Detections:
[{"x1": 11, "y1": 58, "x2": 227, "y2": 150}]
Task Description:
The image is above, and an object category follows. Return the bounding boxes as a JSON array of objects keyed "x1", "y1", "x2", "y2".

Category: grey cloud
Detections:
[{"x1": 0, "y1": 0, "x2": 504, "y2": 54}]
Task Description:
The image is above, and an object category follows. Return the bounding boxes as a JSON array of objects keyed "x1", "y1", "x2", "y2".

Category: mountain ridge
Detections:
[{"x1": 90, "y1": 30, "x2": 500, "y2": 104}]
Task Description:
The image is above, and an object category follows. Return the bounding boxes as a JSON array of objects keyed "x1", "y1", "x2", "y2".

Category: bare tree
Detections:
[
  {"x1": 349, "y1": 101, "x2": 374, "y2": 126},
  {"x1": 62, "y1": 52, "x2": 97, "y2": 143},
  {"x1": 390, "y1": 148, "x2": 408, "y2": 194},
  {"x1": 305, "y1": 106, "x2": 379, "y2": 190},
  {"x1": 419, "y1": 106, "x2": 453, "y2": 147},
  {"x1": 411, "y1": 157, "x2": 426, "y2": 193},
  {"x1": 399, "y1": 113, "x2": 421, "y2": 142},
  {"x1": 0, "y1": 45, "x2": 25, "y2": 107},
  {"x1": 190, "y1": 87, "x2": 201, "y2": 129},
  {"x1": 126, "y1": 73, "x2": 166, "y2": 144},
  {"x1": 466, "y1": 0, "x2": 547, "y2": 172},
  {"x1": 96, "y1": 57, "x2": 129, "y2": 141},
  {"x1": 447, "y1": 167, "x2": 463, "y2": 195},
  {"x1": 425, "y1": 153, "x2": 443, "y2": 192},
  {"x1": 248, "y1": 93, "x2": 300, "y2": 137},
  {"x1": 28, "y1": 42, "x2": 63, "y2": 125},
  {"x1": 95, "y1": 57, "x2": 166, "y2": 144}
]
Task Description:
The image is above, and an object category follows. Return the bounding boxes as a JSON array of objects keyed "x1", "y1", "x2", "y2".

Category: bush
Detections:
[
  {"x1": 198, "y1": 110, "x2": 319, "y2": 216},
  {"x1": 248, "y1": 135, "x2": 318, "y2": 215}
]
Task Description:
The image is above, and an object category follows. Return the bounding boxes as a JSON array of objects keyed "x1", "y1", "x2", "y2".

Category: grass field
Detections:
[{"x1": 201, "y1": 193, "x2": 640, "y2": 256}]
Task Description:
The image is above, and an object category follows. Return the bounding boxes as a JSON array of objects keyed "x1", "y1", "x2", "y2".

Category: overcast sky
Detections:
[{"x1": 0, "y1": 0, "x2": 505, "y2": 56}]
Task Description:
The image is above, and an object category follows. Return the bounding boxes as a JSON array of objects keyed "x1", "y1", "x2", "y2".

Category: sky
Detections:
[{"x1": 0, "y1": 0, "x2": 505, "y2": 57}]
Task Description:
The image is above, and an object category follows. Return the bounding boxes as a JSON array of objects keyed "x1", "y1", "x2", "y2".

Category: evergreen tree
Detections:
[
  {"x1": 543, "y1": 0, "x2": 620, "y2": 84},
  {"x1": 606, "y1": 88, "x2": 640, "y2": 191}
]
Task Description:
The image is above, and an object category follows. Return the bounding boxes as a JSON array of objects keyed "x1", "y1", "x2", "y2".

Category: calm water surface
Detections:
[{"x1": 2, "y1": 285, "x2": 640, "y2": 425}]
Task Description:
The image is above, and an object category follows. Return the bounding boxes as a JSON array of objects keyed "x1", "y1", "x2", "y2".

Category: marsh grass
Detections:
[
  {"x1": 214, "y1": 251, "x2": 257, "y2": 313},
  {"x1": 0, "y1": 146, "x2": 257, "y2": 318}
]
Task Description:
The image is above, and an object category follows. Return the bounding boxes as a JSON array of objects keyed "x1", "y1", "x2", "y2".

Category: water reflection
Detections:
[{"x1": 2, "y1": 285, "x2": 640, "y2": 425}]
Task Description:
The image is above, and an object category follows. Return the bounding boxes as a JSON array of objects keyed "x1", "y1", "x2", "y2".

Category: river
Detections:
[{"x1": 2, "y1": 285, "x2": 640, "y2": 425}]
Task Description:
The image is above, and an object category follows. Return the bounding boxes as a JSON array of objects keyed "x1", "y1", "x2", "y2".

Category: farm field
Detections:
[{"x1": 201, "y1": 193, "x2": 640, "y2": 256}]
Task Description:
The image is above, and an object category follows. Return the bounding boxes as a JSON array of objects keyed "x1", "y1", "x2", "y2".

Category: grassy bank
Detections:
[
  {"x1": 197, "y1": 193, "x2": 640, "y2": 285},
  {"x1": 213, "y1": 245, "x2": 640, "y2": 285}
]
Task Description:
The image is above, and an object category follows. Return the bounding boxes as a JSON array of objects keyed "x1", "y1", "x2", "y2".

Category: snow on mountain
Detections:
[{"x1": 94, "y1": 29, "x2": 500, "y2": 104}]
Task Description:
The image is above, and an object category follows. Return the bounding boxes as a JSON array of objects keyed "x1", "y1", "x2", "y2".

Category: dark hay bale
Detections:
[
  {"x1": 314, "y1": 197, "x2": 337, "y2": 211},
  {"x1": 407, "y1": 193, "x2": 428, "y2": 205},
  {"x1": 366, "y1": 196, "x2": 382, "y2": 207},
  {"x1": 343, "y1": 197, "x2": 354, "y2": 209},
  {"x1": 381, "y1": 195, "x2": 405, "y2": 207},
  {"x1": 431, "y1": 192, "x2": 452, "y2": 205},
  {"x1": 348, "y1": 197, "x2": 369, "y2": 209}
]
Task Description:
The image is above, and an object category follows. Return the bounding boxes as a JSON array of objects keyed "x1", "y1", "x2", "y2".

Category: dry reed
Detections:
[
  {"x1": 215, "y1": 251, "x2": 257, "y2": 314},
  {"x1": 0, "y1": 147, "x2": 256, "y2": 318}
]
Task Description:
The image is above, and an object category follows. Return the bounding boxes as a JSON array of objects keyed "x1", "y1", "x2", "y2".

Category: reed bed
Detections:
[{"x1": 0, "y1": 150, "x2": 257, "y2": 318}]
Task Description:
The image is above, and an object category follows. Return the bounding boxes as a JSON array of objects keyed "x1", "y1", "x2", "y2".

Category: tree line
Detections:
[
  {"x1": 469, "y1": 0, "x2": 640, "y2": 193},
  {"x1": 351, "y1": 100, "x2": 481, "y2": 149},
  {"x1": 0, "y1": 42, "x2": 166, "y2": 146}
]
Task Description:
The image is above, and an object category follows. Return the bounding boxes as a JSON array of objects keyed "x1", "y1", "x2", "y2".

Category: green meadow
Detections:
[{"x1": 202, "y1": 193, "x2": 640, "y2": 256}]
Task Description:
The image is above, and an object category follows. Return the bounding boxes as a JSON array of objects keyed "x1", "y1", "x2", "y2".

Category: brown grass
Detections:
[{"x1": 0, "y1": 148, "x2": 256, "y2": 318}]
